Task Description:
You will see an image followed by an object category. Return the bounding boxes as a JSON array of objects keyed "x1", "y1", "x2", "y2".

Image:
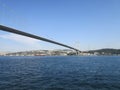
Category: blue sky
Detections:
[{"x1": 0, "y1": 0, "x2": 120, "y2": 52}]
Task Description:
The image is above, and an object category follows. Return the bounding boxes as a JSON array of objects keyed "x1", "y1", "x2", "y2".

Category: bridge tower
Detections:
[{"x1": 74, "y1": 41, "x2": 81, "y2": 55}]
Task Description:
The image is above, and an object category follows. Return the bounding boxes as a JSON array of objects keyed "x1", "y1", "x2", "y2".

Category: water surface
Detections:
[{"x1": 0, "y1": 56, "x2": 120, "y2": 90}]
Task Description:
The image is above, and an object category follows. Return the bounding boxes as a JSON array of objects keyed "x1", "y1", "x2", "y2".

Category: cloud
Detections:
[
  {"x1": 0, "y1": 33, "x2": 40, "y2": 45},
  {"x1": 0, "y1": 33, "x2": 62, "y2": 51}
]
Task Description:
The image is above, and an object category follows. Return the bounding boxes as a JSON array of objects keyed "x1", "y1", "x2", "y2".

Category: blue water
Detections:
[{"x1": 0, "y1": 56, "x2": 120, "y2": 90}]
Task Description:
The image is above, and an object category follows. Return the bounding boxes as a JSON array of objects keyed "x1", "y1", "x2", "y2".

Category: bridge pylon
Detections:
[{"x1": 76, "y1": 50, "x2": 81, "y2": 56}]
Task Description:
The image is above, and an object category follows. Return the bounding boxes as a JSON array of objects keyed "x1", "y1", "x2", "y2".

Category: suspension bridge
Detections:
[{"x1": 0, "y1": 25, "x2": 81, "y2": 54}]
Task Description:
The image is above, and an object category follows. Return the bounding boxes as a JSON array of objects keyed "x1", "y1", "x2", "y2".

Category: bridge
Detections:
[{"x1": 0, "y1": 25, "x2": 81, "y2": 54}]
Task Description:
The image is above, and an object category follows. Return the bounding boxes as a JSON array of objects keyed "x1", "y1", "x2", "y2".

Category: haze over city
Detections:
[{"x1": 0, "y1": 0, "x2": 120, "y2": 52}]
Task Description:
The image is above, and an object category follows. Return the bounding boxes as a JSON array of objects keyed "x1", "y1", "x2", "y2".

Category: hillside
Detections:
[{"x1": 87, "y1": 48, "x2": 120, "y2": 55}]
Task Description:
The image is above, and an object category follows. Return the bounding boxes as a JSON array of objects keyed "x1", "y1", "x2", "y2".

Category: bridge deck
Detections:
[{"x1": 0, "y1": 25, "x2": 80, "y2": 52}]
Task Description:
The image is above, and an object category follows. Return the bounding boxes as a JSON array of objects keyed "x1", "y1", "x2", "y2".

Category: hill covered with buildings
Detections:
[{"x1": 0, "y1": 48, "x2": 120, "y2": 56}]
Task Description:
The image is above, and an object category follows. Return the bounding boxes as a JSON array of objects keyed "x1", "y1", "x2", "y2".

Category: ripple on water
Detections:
[{"x1": 0, "y1": 56, "x2": 120, "y2": 90}]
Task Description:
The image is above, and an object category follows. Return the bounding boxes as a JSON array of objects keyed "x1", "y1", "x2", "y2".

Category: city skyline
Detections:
[{"x1": 0, "y1": 0, "x2": 120, "y2": 52}]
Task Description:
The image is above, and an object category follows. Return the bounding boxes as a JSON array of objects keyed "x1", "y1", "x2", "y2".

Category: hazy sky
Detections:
[{"x1": 0, "y1": 0, "x2": 120, "y2": 52}]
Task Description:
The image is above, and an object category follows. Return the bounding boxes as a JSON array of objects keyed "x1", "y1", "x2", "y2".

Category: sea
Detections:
[{"x1": 0, "y1": 56, "x2": 120, "y2": 90}]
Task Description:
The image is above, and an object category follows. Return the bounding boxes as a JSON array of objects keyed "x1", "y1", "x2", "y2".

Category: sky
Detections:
[{"x1": 0, "y1": 0, "x2": 120, "y2": 52}]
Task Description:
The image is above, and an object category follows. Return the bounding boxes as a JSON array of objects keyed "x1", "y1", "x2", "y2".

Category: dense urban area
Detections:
[{"x1": 0, "y1": 49, "x2": 120, "y2": 56}]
